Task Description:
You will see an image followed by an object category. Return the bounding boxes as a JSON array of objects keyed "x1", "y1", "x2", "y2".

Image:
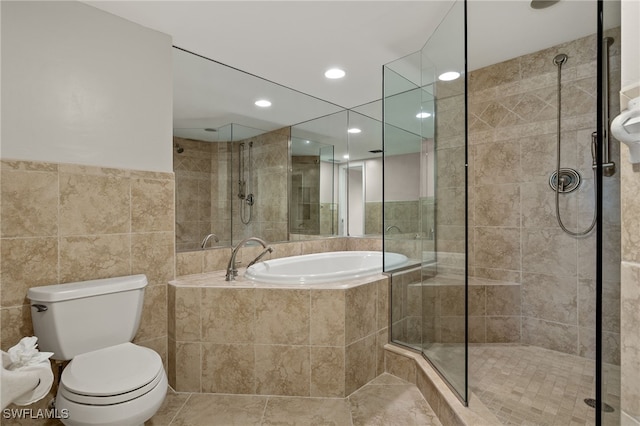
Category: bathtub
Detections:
[{"x1": 244, "y1": 250, "x2": 408, "y2": 284}]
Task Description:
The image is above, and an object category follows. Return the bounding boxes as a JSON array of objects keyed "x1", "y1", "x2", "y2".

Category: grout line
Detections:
[{"x1": 167, "y1": 392, "x2": 192, "y2": 426}]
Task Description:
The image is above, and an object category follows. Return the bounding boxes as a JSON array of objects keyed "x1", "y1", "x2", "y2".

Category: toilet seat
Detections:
[{"x1": 60, "y1": 342, "x2": 164, "y2": 406}]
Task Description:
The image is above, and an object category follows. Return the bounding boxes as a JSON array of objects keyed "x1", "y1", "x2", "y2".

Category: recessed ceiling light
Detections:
[
  {"x1": 305, "y1": 140, "x2": 310, "y2": 144},
  {"x1": 255, "y1": 99, "x2": 272, "y2": 107},
  {"x1": 343, "y1": 154, "x2": 349, "y2": 159},
  {"x1": 347, "y1": 128, "x2": 361, "y2": 134},
  {"x1": 438, "y1": 71, "x2": 460, "y2": 81},
  {"x1": 416, "y1": 112, "x2": 432, "y2": 119},
  {"x1": 325, "y1": 68, "x2": 346, "y2": 79}
]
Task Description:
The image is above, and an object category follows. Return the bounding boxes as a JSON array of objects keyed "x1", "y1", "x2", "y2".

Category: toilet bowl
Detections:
[
  {"x1": 55, "y1": 343, "x2": 167, "y2": 426},
  {"x1": 28, "y1": 275, "x2": 167, "y2": 426}
]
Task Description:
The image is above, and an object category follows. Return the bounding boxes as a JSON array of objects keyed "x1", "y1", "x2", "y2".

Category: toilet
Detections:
[{"x1": 28, "y1": 274, "x2": 167, "y2": 426}]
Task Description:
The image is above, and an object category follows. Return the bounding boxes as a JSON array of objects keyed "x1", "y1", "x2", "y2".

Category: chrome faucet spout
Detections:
[
  {"x1": 247, "y1": 246, "x2": 274, "y2": 269},
  {"x1": 226, "y1": 237, "x2": 270, "y2": 281},
  {"x1": 200, "y1": 233, "x2": 220, "y2": 249}
]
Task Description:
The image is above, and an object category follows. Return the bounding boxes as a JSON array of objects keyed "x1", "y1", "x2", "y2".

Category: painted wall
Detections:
[
  {"x1": 383, "y1": 153, "x2": 421, "y2": 202},
  {"x1": 0, "y1": 2, "x2": 174, "y2": 415},
  {"x1": 1, "y1": 1, "x2": 172, "y2": 172}
]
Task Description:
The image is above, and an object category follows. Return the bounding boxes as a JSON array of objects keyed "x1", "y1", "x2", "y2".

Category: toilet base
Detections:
[{"x1": 56, "y1": 371, "x2": 167, "y2": 426}]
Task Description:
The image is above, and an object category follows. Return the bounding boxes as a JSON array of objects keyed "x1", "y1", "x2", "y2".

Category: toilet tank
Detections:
[{"x1": 27, "y1": 274, "x2": 147, "y2": 361}]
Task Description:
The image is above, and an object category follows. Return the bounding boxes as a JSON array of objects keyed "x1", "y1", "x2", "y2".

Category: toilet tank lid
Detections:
[{"x1": 28, "y1": 275, "x2": 148, "y2": 303}]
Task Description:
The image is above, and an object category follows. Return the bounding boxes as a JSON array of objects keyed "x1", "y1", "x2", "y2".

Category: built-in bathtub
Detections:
[
  {"x1": 245, "y1": 250, "x2": 408, "y2": 284},
  {"x1": 168, "y1": 249, "x2": 394, "y2": 397}
]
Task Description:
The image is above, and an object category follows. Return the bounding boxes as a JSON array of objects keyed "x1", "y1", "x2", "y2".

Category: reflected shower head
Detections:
[
  {"x1": 553, "y1": 54, "x2": 568, "y2": 66},
  {"x1": 530, "y1": 0, "x2": 560, "y2": 9}
]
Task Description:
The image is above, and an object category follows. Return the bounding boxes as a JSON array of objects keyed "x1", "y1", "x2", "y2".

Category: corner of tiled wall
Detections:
[
  {"x1": 620, "y1": 80, "x2": 640, "y2": 422},
  {"x1": 0, "y1": 159, "x2": 175, "y2": 371}
]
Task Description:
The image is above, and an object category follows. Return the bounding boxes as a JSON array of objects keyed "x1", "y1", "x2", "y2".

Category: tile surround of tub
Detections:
[
  {"x1": 168, "y1": 274, "x2": 389, "y2": 398},
  {"x1": 0, "y1": 159, "x2": 175, "y2": 362}
]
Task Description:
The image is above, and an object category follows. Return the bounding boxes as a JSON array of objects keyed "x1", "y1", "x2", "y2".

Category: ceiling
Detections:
[{"x1": 86, "y1": 0, "x2": 620, "y2": 154}]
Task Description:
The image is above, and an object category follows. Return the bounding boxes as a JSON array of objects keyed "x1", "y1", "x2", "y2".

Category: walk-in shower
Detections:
[{"x1": 384, "y1": 1, "x2": 621, "y2": 424}]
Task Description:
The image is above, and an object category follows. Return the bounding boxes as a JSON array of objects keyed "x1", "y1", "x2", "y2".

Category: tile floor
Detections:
[
  {"x1": 468, "y1": 345, "x2": 620, "y2": 426},
  {"x1": 148, "y1": 374, "x2": 442, "y2": 426}
]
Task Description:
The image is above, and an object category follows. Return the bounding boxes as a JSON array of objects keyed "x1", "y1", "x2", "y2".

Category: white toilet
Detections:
[{"x1": 28, "y1": 274, "x2": 167, "y2": 426}]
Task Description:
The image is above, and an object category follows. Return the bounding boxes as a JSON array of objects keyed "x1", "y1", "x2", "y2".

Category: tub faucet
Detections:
[
  {"x1": 226, "y1": 237, "x2": 273, "y2": 281},
  {"x1": 385, "y1": 225, "x2": 403, "y2": 234},
  {"x1": 200, "y1": 233, "x2": 219, "y2": 249}
]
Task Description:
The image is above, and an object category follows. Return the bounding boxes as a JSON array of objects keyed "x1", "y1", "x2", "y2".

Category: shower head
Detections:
[
  {"x1": 175, "y1": 143, "x2": 184, "y2": 154},
  {"x1": 553, "y1": 54, "x2": 568, "y2": 66},
  {"x1": 530, "y1": 0, "x2": 560, "y2": 9}
]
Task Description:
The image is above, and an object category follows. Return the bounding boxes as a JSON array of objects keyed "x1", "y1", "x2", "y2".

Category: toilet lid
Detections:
[{"x1": 61, "y1": 342, "x2": 163, "y2": 396}]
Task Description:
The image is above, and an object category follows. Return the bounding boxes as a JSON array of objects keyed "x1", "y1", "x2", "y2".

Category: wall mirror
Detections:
[{"x1": 173, "y1": 47, "x2": 352, "y2": 252}]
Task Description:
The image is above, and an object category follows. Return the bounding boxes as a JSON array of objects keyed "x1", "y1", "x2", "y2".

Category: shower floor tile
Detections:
[
  {"x1": 468, "y1": 345, "x2": 620, "y2": 426},
  {"x1": 150, "y1": 373, "x2": 442, "y2": 426}
]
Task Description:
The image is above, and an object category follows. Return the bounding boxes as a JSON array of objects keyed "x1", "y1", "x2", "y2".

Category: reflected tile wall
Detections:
[
  {"x1": 232, "y1": 127, "x2": 289, "y2": 244},
  {"x1": 0, "y1": 159, "x2": 175, "y2": 363},
  {"x1": 174, "y1": 137, "x2": 218, "y2": 252},
  {"x1": 168, "y1": 275, "x2": 389, "y2": 397}
]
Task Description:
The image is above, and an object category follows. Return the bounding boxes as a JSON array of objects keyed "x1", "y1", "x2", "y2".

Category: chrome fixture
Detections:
[
  {"x1": 549, "y1": 168, "x2": 581, "y2": 193},
  {"x1": 238, "y1": 141, "x2": 255, "y2": 224},
  {"x1": 385, "y1": 225, "x2": 403, "y2": 233},
  {"x1": 225, "y1": 237, "x2": 273, "y2": 281},
  {"x1": 552, "y1": 52, "x2": 596, "y2": 237},
  {"x1": 200, "y1": 233, "x2": 219, "y2": 249},
  {"x1": 601, "y1": 37, "x2": 616, "y2": 176},
  {"x1": 553, "y1": 53, "x2": 567, "y2": 66}
]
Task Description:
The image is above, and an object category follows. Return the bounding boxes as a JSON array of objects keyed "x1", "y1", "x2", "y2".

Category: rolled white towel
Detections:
[
  {"x1": 2, "y1": 361, "x2": 54, "y2": 407},
  {"x1": 0, "y1": 337, "x2": 54, "y2": 409}
]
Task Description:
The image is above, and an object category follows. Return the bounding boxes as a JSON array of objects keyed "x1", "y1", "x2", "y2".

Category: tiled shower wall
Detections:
[
  {"x1": 0, "y1": 160, "x2": 175, "y2": 364},
  {"x1": 174, "y1": 136, "x2": 231, "y2": 251},
  {"x1": 465, "y1": 28, "x2": 621, "y2": 361},
  {"x1": 232, "y1": 127, "x2": 289, "y2": 243}
]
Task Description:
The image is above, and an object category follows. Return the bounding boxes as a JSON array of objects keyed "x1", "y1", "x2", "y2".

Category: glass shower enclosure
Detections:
[
  {"x1": 384, "y1": 1, "x2": 621, "y2": 424},
  {"x1": 384, "y1": 0, "x2": 467, "y2": 400}
]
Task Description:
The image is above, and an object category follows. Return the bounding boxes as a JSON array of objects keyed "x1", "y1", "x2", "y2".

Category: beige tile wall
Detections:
[
  {"x1": 232, "y1": 127, "x2": 290, "y2": 244},
  {"x1": 174, "y1": 137, "x2": 233, "y2": 252},
  {"x1": 0, "y1": 160, "x2": 175, "y2": 364},
  {"x1": 391, "y1": 267, "x2": 521, "y2": 346},
  {"x1": 621, "y1": 84, "x2": 640, "y2": 421},
  {"x1": 168, "y1": 275, "x2": 388, "y2": 397},
  {"x1": 464, "y1": 29, "x2": 622, "y2": 360}
]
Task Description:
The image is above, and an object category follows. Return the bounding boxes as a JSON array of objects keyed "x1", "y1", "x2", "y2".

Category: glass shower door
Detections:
[{"x1": 385, "y1": 0, "x2": 468, "y2": 402}]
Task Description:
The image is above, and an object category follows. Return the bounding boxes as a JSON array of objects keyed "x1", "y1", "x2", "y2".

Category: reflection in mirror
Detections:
[
  {"x1": 174, "y1": 124, "x2": 276, "y2": 252},
  {"x1": 345, "y1": 108, "x2": 383, "y2": 237},
  {"x1": 290, "y1": 139, "x2": 334, "y2": 235},
  {"x1": 382, "y1": 50, "x2": 435, "y2": 267},
  {"x1": 231, "y1": 126, "x2": 290, "y2": 245},
  {"x1": 172, "y1": 47, "x2": 344, "y2": 252},
  {"x1": 290, "y1": 111, "x2": 347, "y2": 240}
]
